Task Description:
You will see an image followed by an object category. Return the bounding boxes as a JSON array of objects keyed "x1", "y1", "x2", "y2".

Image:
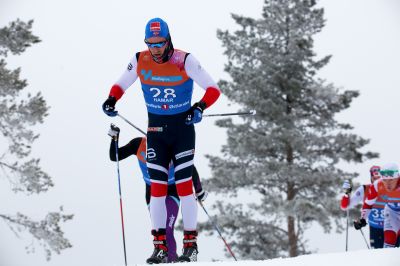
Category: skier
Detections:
[
  {"x1": 102, "y1": 17, "x2": 220, "y2": 263},
  {"x1": 355, "y1": 163, "x2": 400, "y2": 248},
  {"x1": 107, "y1": 125, "x2": 208, "y2": 263},
  {"x1": 340, "y1": 166, "x2": 384, "y2": 248}
]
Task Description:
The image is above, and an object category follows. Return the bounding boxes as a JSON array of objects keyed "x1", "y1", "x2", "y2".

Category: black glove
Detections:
[
  {"x1": 353, "y1": 218, "x2": 367, "y2": 230},
  {"x1": 102, "y1": 96, "x2": 118, "y2": 117},
  {"x1": 195, "y1": 189, "x2": 208, "y2": 202},
  {"x1": 186, "y1": 101, "x2": 206, "y2": 125},
  {"x1": 108, "y1": 124, "x2": 120, "y2": 140}
]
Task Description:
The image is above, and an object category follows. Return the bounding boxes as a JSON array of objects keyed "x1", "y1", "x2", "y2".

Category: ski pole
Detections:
[
  {"x1": 345, "y1": 209, "x2": 349, "y2": 251},
  {"x1": 117, "y1": 113, "x2": 146, "y2": 136},
  {"x1": 198, "y1": 201, "x2": 237, "y2": 261},
  {"x1": 203, "y1": 110, "x2": 256, "y2": 118},
  {"x1": 359, "y1": 228, "x2": 370, "y2": 249},
  {"x1": 114, "y1": 138, "x2": 128, "y2": 266}
]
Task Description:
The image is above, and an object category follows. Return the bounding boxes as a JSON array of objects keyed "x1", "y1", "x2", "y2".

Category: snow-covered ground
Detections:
[{"x1": 136, "y1": 248, "x2": 398, "y2": 266}]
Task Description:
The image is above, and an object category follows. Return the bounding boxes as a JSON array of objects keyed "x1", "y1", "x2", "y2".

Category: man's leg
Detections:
[
  {"x1": 172, "y1": 124, "x2": 199, "y2": 262},
  {"x1": 165, "y1": 193, "x2": 179, "y2": 262},
  {"x1": 173, "y1": 124, "x2": 197, "y2": 231},
  {"x1": 146, "y1": 135, "x2": 170, "y2": 263},
  {"x1": 397, "y1": 230, "x2": 400, "y2": 247},
  {"x1": 369, "y1": 226, "x2": 384, "y2": 249},
  {"x1": 383, "y1": 206, "x2": 400, "y2": 248}
]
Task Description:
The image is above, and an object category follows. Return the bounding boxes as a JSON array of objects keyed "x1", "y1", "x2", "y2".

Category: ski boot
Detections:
[
  {"x1": 146, "y1": 229, "x2": 168, "y2": 264},
  {"x1": 178, "y1": 230, "x2": 198, "y2": 262}
]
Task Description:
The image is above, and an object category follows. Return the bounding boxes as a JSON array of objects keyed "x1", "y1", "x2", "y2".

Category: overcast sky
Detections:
[{"x1": 0, "y1": 0, "x2": 399, "y2": 265}]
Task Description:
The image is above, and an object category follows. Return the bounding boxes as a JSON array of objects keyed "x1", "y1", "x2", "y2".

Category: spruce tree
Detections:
[
  {"x1": 203, "y1": 0, "x2": 377, "y2": 259},
  {"x1": 0, "y1": 19, "x2": 73, "y2": 260}
]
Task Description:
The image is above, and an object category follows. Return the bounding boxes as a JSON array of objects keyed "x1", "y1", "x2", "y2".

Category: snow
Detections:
[{"x1": 135, "y1": 248, "x2": 399, "y2": 266}]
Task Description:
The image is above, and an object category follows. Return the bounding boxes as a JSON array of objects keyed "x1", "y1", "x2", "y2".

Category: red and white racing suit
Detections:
[{"x1": 362, "y1": 179, "x2": 400, "y2": 248}]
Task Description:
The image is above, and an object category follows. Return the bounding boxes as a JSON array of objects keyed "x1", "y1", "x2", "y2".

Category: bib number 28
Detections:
[{"x1": 150, "y1": 88, "x2": 176, "y2": 99}]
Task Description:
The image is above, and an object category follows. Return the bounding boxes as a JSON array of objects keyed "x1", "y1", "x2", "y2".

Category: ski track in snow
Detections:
[{"x1": 132, "y1": 248, "x2": 399, "y2": 266}]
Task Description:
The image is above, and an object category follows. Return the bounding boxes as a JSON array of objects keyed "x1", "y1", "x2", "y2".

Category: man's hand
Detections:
[
  {"x1": 102, "y1": 96, "x2": 118, "y2": 117},
  {"x1": 353, "y1": 218, "x2": 367, "y2": 230},
  {"x1": 186, "y1": 102, "x2": 206, "y2": 125},
  {"x1": 342, "y1": 180, "x2": 352, "y2": 195},
  {"x1": 108, "y1": 124, "x2": 120, "y2": 140},
  {"x1": 195, "y1": 189, "x2": 208, "y2": 202}
]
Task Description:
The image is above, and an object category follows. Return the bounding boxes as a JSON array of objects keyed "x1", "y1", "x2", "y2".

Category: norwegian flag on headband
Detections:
[{"x1": 150, "y1": 22, "x2": 161, "y2": 32}]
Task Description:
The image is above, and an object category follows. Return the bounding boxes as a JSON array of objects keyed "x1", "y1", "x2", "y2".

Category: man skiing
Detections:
[
  {"x1": 107, "y1": 125, "x2": 207, "y2": 262},
  {"x1": 355, "y1": 163, "x2": 400, "y2": 248},
  {"x1": 102, "y1": 17, "x2": 220, "y2": 263},
  {"x1": 340, "y1": 166, "x2": 384, "y2": 248}
]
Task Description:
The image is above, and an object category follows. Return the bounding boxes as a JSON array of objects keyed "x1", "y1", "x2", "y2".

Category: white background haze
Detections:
[{"x1": 0, "y1": 0, "x2": 399, "y2": 265}]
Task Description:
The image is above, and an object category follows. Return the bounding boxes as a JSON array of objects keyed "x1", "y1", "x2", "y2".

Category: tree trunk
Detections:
[
  {"x1": 287, "y1": 215, "x2": 297, "y2": 257},
  {"x1": 285, "y1": 91, "x2": 297, "y2": 257},
  {"x1": 286, "y1": 143, "x2": 298, "y2": 257},
  {"x1": 286, "y1": 164, "x2": 297, "y2": 257}
]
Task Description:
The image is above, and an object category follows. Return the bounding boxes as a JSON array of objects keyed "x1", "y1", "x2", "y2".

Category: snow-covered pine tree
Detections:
[
  {"x1": 202, "y1": 0, "x2": 378, "y2": 259},
  {"x1": 0, "y1": 19, "x2": 73, "y2": 260}
]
